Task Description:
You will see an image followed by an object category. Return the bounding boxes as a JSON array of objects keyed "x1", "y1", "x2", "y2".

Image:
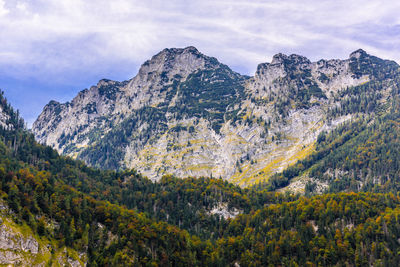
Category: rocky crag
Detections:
[
  {"x1": 32, "y1": 47, "x2": 399, "y2": 186},
  {"x1": 0, "y1": 201, "x2": 86, "y2": 266}
]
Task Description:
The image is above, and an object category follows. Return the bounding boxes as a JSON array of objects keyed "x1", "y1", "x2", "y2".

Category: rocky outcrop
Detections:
[
  {"x1": 209, "y1": 203, "x2": 241, "y2": 219},
  {"x1": 0, "y1": 201, "x2": 86, "y2": 266},
  {"x1": 0, "y1": 223, "x2": 39, "y2": 265},
  {"x1": 32, "y1": 47, "x2": 400, "y2": 186},
  {"x1": 0, "y1": 105, "x2": 9, "y2": 129}
]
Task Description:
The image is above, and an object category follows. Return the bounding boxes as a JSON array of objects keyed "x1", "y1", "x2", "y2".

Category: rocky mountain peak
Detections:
[
  {"x1": 46, "y1": 100, "x2": 61, "y2": 107},
  {"x1": 270, "y1": 53, "x2": 311, "y2": 66},
  {"x1": 271, "y1": 53, "x2": 288, "y2": 65},
  {"x1": 254, "y1": 53, "x2": 312, "y2": 87},
  {"x1": 257, "y1": 53, "x2": 312, "y2": 75},
  {"x1": 32, "y1": 48, "x2": 399, "y2": 184},
  {"x1": 160, "y1": 46, "x2": 202, "y2": 56},
  {"x1": 349, "y1": 49, "x2": 368, "y2": 59},
  {"x1": 347, "y1": 49, "x2": 399, "y2": 79},
  {"x1": 41, "y1": 100, "x2": 63, "y2": 114},
  {"x1": 122, "y1": 46, "x2": 225, "y2": 102},
  {"x1": 96, "y1": 79, "x2": 114, "y2": 87},
  {"x1": 288, "y1": 54, "x2": 312, "y2": 65},
  {"x1": 137, "y1": 46, "x2": 219, "y2": 77}
]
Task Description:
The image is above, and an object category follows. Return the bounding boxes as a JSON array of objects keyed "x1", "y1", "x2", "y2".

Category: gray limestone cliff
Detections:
[{"x1": 32, "y1": 47, "x2": 399, "y2": 186}]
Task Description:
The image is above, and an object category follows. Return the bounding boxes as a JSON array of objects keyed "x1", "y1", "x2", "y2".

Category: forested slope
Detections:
[{"x1": 4, "y1": 90, "x2": 400, "y2": 265}]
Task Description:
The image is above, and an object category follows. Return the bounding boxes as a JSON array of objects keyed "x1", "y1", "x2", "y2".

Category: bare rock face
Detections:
[
  {"x1": 33, "y1": 47, "x2": 226, "y2": 155},
  {"x1": 209, "y1": 203, "x2": 241, "y2": 219},
  {"x1": 0, "y1": 223, "x2": 39, "y2": 255},
  {"x1": 248, "y1": 51, "x2": 369, "y2": 99},
  {"x1": 32, "y1": 47, "x2": 399, "y2": 186},
  {"x1": 123, "y1": 46, "x2": 221, "y2": 100},
  {"x1": 0, "y1": 105, "x2": 9, "y2": 129},
  {"x1": 0, "y1": 200, "x2": 86, "y2": 266}
]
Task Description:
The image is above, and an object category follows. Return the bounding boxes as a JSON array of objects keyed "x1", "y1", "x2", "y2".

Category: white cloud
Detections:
[
  {"x1": 16, "y1": 2, "x2": 27, "y2": 12},
  {"x1": 0, "y1": 0, "x2": 9, "y2": 16},
  {"x1": 0, "y1": 0, "x2": 399, "y2": 79},
  {"x1": 1, "y1": 0, "x2": 399, "y2": 127}
]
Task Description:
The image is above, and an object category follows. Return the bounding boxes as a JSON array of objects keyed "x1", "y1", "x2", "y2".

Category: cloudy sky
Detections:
[{"x1": 0, "y1": 0, "x2": 399, "y2": 126}]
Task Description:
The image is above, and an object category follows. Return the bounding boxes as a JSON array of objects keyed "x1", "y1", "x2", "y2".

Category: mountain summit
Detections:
[{"x1": 32, "y1": 47, "x2": 400, "y2": 186}]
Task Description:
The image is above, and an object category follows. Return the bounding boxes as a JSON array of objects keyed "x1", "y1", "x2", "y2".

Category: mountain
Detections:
[
  {"x1": 5, "y1": 89, "x2": 400, "y2": 265},
  {"x1": 32, "y1": 47, "x2": 400, "y2": 186},
  {"x1": 0, "y1": 90, "x2": 227, "y2": 265},
  {"x1": 267, "y1": 102, "x2": 400, "y2": 195}
]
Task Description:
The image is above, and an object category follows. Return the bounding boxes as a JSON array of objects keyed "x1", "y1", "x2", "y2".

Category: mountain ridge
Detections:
[
  {"x1": 5, "y1": 85, "x2": 400, "y2": 265},
  {"x1": 32, "y1": 47, "x2": 400, "y2": 186}
]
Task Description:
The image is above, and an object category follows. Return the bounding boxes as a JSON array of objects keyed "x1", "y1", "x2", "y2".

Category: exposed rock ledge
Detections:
[{"x1": 209, "y1": 203, "x2": 241, "y2": 219}]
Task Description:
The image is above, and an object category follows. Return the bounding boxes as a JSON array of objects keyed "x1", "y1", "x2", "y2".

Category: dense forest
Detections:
[{"x1": 4, "y1": 90, "x2": 400, "y2": 266}]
